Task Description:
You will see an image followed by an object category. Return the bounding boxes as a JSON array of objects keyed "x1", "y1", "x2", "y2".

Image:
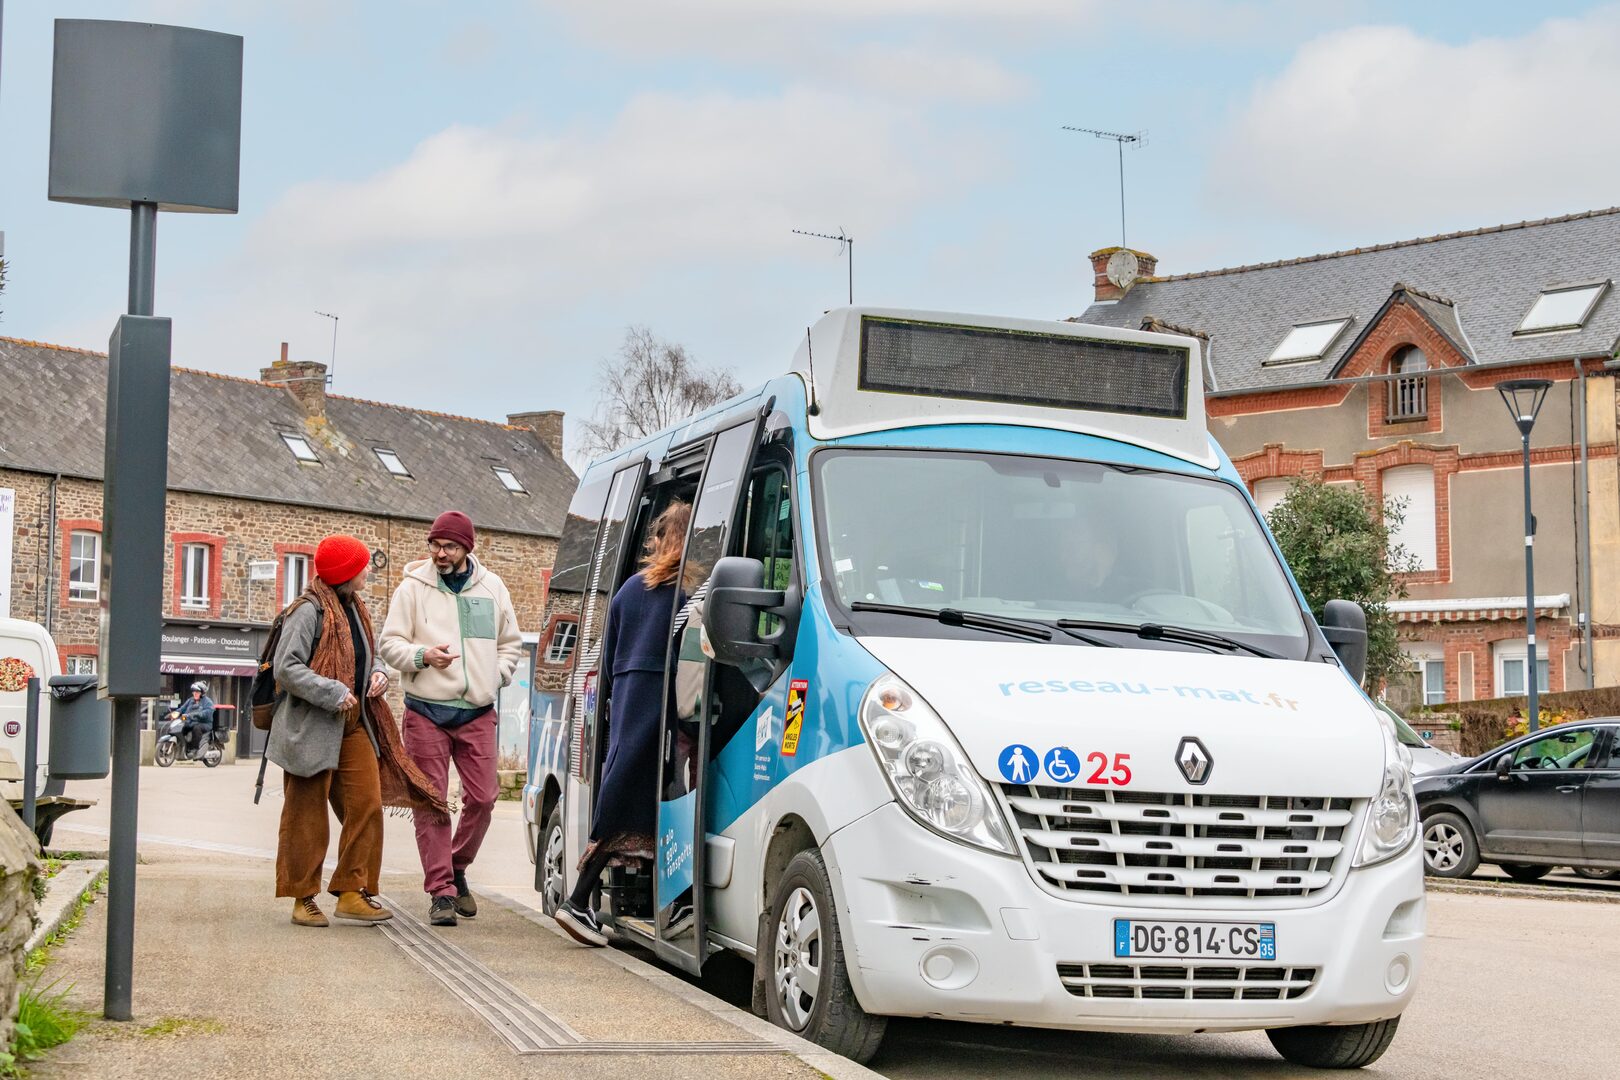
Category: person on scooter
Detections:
[{"x1": 178, "y1": 682, "x2": 215, "y2": 757}]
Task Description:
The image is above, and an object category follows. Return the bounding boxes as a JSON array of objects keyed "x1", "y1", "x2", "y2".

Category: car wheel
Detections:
[
  {"x1": 536, "y1": 806, "x2": 565, "y2": 916},
  {"x1": 1421, "y1": 812, "x2": 1479, "y2": 878},
  {"x1": 1572, "y1": 866, "x2": 1617, "y2": 880},
  {"x1": 1500, "y1": 863, "x2": 1550, "y2": 883},
  {"x1": 1268, "y1": 1017, "x2": 1400, "y2": 1069},
  {"x1": 154, "y1": 740, "x2": 177, "y2": 768},
  {"x1": 764, "y1": 848, "x2": 886, "y2": 1064}
]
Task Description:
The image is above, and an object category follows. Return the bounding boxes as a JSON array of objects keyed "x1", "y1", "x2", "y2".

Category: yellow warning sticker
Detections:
[{"x1": 782, "y1": 679, "x2": 808, "y2": 757}]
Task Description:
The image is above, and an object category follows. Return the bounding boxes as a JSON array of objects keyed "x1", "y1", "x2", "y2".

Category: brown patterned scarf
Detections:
[{"x1": 304, "y1": 579, "x2": 450, "y2": 821}]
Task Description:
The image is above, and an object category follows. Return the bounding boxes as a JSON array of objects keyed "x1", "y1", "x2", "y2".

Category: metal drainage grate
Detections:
[
  {"x1": 1056, "y1": 961, "x2": 1319, "y2": 1001},
  {"x1": 377, "y1": 898, "x2": 780, "y2": 1056}
]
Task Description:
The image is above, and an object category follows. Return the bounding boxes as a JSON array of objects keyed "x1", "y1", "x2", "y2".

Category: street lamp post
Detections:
[{"x1": 1498, "y1": 379, "x2": 1552, "y2": 732}]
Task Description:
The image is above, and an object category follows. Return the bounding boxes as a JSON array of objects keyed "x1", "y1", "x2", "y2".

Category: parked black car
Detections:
[{"x1": 1415, "y1": 719, "x2": 1620, "y2": 880}]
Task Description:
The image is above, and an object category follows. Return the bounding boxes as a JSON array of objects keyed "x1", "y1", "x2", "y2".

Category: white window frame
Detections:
[
  {"x1": 1252, "y1": 477, "x2": 1291, "y2": 520},
  {"x1": 1264, "y1": 318, "x2": 1351, "y2": 365},
  {"x1": 68, "y1": 529, "x2": 101, "y2": 602},
  {"x1": 180, "y1": 543, "x2": 211, "y2": 610},
  {"x1": 543, "y1": 619, "x2": 579, "y2": 665},
  {"x1": 1421, "y1": 658, "x2": 1445, "y2": 706},
  {"x1": 282, "y1": 552, "x2": 311, "y2": 606},
  {"x1": 65, "y1": 655, "x2": 97, "y2": 676},
  {"x1": 1383, "y1": 465, "x2": 1438, "y2": 572},
  {"x1": 1494, "y1": 642, "x2": 1549, "y2": 697},
  {"x1": 280, "y1": 432, "x2": 321, "y2": 464},
  {"x1": 492, "y1": 465, "x2": 527, "y2": 494},
  {"x1": 374, "y1": 448, "x2": 411, "y2": 477},
  {"x1": 1514, "y1": 281, "x2": 1609, "y2": 335}
]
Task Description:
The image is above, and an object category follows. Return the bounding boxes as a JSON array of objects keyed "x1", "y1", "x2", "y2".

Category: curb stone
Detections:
[
  {"x1": 27, "y1": 859, "x2": 108, "y2": 954},
  {"x1": 1425, "y1": 877, "x2": 1620, "y2": 904},
  {"x1": 479, "y1": 887, "x2": 891, "y2": 1080}
]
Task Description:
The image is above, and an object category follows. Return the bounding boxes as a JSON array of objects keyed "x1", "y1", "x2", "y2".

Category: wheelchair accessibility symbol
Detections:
[
  {"x1": 998, "y1": 744, "x2": 1038, "y2": 784},
  {"x1": 1043, "y1": 746, "x2": 1080, "y2": 783}
]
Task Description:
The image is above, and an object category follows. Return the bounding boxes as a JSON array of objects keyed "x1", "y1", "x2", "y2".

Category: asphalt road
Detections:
[{"x1": 55, "y1": 763, "x2": 1620, "y2": 1079}]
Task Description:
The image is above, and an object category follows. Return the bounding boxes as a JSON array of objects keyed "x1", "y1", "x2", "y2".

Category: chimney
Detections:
[
  {"x1": 261, "y1": 342, "x2": 329, "y2": 420},
  {"x1": 508, "y1": 410, "x2": 565, "y2": 461},
  {"x1": 1089, "y1": 247, "x2": 1159, "y2": 303}
]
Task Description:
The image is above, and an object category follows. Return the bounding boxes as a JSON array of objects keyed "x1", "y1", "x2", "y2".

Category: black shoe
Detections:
[
  {"x1": 429, "y1": 895, "x2": 458, "y2": 926},
  {"x1": 554, "y1": 900, "x2": 607, "y2": 947},
  {"x1": 453, "y1": 870, "x2": 477, "y2": 919}
]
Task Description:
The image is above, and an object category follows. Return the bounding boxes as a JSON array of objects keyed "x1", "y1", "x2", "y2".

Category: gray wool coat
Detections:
[{"x1": 265, "y1": 600, "x2": 386, "y2": 778}]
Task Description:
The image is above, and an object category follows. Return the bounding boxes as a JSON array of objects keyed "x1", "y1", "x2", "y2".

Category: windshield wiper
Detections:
[
  {"x1": 1054, "y1": 618, "x2": 1282, "y2": 659},
  {"x1": 850, "y1": 602, "x2": 1053, "y2": 642}
]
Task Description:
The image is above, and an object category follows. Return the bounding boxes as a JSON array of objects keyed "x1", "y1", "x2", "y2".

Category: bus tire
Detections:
[
  {"x1": 1267, "y1": 1017, "x2": 1400, "y2": 1069},
  {"x1": 536, "y1": 806, "x2": 566, "y2": 916},
  {"x1": 765, "y1": 848, "x2": 886, "y2": 1064}
]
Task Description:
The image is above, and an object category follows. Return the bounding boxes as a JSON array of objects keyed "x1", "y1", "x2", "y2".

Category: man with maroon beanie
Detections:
[{"x1": 379, "y1": 511, "x2": 522, "y2": 925}]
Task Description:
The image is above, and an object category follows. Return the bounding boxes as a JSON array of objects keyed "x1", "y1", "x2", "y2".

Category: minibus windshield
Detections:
[{"x1": 815, "y1": 449, "x2": 1310, "y2": 655}]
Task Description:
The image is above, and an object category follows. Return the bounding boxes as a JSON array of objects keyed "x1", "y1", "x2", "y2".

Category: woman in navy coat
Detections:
[{"x1": 556, "y1": 500, "x2": 690, "y2": 946}]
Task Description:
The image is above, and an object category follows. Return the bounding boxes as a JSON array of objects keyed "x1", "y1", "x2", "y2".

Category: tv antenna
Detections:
[
  {"x1": 1062, "y1": 126, "x2": 1146, "y2": 249},
  {"x1": 792, "y1": 227, "x2": 853, "y2": 305},
  {"x1": 314, "y1": 310, "x2": 339, "y2": 384}
]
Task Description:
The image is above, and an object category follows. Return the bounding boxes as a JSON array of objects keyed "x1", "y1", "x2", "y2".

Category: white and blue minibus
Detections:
[{"x1": 523, "y1": 307, "x2": 1423, "y2": 1068}]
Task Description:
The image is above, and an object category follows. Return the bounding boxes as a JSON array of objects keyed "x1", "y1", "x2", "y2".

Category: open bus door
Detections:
[{"x1": 652, "y1": 417, "x2": 761, "y2": 974}]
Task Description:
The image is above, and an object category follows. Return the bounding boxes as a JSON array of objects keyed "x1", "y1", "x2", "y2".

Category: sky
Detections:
[{"x1": 1, "y1": 1, "x2": 1616, "y2": 464}]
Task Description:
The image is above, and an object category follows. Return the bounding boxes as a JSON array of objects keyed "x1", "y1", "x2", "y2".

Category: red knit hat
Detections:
[
  {"x1": 428, "y1": 510, "x2": 476, "y2": 552},
  {"x1": 314, "y1": 534, "x2": 371, "y2": 585}
]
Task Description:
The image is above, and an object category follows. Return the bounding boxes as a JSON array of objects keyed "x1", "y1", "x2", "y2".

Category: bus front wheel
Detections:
[
  {"x1": 1267, "y1": 1017, "x2": 1400, "y2": 1069},
  {"x1": 536, "y1": 806, "x2": 565, "y2": 916},
  {"x1": 764, "y1": 848, "x2": 886, "y2": 1064}
]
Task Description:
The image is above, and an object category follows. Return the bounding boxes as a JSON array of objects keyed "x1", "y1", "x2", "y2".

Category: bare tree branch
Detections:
[{"x1": 577, "y1": 325, "x2": 744, "y2": 459}]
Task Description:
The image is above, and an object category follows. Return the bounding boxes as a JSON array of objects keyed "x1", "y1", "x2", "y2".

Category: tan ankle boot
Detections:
[
  {"x1": 292, "y1": 896, "x2": 328, "y2": 927},
  {"x1": 335, "y1": 890, "x2": 394, "y2": 923}
]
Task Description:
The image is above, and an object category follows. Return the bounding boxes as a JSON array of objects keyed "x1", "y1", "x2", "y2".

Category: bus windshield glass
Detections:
[{"x1": 815, "y1": 449, "x2": 1309, "y2": 654}]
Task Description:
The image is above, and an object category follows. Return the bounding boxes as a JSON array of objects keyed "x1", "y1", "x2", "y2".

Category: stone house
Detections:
[
  {"x1": 0, "y1": 337, "x2": 579, "y2": 758},
  {"x1": 1075, "y1": 208, "x2": 1620, "y2": 707}
]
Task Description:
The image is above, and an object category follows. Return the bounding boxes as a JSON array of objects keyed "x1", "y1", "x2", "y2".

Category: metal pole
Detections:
[
  {"x1": 1576, "y1": 362, "x2": 1595, "y2": 687},
  {"x1": 22, "y1": 676, "x2": 38, "y2": 833},
  {"x1": 1117, "y1": 139, "x2": 1127, "y2": 249},
  {"x1": 846, "y1": 239, "x2": 853, "y2": 306},
  {"x1": 1522, "y1": 432, "x2": 1540, "y2": 733},
  {"x1": 105, "y1": 199, "x2": 159, "y2": 1022}
]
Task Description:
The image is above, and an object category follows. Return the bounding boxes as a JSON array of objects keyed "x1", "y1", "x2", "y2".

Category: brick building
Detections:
[
  {"x1": 1075, "y1": 208, "x2": 1620, "y2": 708},
  {"x1": 0, "y1": 337, "x2": 578, "y2": 758}
]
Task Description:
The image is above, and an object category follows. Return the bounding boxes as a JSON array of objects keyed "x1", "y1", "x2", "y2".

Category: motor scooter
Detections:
[{"x1": 154, "y1": 707, "x2": 225, "y2": 768}]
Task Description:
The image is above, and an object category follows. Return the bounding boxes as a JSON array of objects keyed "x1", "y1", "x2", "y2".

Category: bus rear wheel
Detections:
[
  {"x1": 764, "y1": 849, "x2": 885, "y2": 1064},
  {"x1": 536, "y1": 806, "x2": 565, "y2": 916},
  {"x1": 1267, "y1": 1017, "x2": 1400, "y2": 1069}
]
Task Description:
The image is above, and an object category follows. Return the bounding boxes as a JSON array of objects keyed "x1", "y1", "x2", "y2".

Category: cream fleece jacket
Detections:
[{"x1": 377, "y1": 556, "x2": 523, "y2": 708}]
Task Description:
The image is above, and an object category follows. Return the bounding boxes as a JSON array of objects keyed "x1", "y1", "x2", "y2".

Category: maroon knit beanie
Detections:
[
  {"x1": 428, "y1": 510, "x2": 476, "y2": 551},
  {"x1": 314, "y1": 534, "x2": 371, "y2": 586}
]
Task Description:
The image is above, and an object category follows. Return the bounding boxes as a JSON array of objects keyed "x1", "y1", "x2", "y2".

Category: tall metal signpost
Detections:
[
  {"x1": 48, "y1": 19, "x2": 242, "y2": 1021},
  {"x1": 1498, "y1": 379, "x2": 1552, "y2": 733}
]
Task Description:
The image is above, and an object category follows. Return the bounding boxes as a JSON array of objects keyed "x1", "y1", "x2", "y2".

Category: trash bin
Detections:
[{"x1": 47, "y1": 674, "x2": 111, "y2": 780}]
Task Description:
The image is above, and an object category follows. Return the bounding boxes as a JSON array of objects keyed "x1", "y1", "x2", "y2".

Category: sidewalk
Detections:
[{"x1": 31, "y1": 826, "x2": 881, "y2": 1078}]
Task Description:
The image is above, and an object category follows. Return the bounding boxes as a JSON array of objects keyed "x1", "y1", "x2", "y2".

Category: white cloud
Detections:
[{"x1": 1208, "y1": 9, "x2": 1620, "y2": 232}]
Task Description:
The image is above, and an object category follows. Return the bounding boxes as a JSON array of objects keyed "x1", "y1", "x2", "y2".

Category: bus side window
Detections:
[{"x1": 742, "y1": 465, "x2": 794, "y2": 638}]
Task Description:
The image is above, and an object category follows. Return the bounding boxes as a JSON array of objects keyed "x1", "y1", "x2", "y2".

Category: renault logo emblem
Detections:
[{"x1": 1176, "y1": 737, "x2": 1212, "y2": 785}]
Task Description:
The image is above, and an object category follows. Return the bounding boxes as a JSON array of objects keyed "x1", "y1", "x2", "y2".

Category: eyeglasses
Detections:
[{"x1": 428, "y1": 541, "x2": 465, "y2": 556}]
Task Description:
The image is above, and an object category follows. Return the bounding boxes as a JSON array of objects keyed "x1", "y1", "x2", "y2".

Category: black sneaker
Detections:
[
  {"x1": 429, "y1": 895, "x2": 458, "y2": 926},
  {"x1": 554, "y1": 900, "x2": 607, "y2": 947},
  {"x1": 453, "y1": 869, "x2": 477, "y2": 919}
]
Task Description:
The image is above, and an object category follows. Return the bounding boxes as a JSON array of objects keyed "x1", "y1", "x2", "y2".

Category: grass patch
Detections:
[
  {"x1": 139, "y1": 1017, "x2": 224, "y2": 1039},
  {"x1": 2, "y1": 979, "x2": 90, "y2": 1075},
  {"x1": 25, "y1": 871, "x2": 108, "y2": 976}
]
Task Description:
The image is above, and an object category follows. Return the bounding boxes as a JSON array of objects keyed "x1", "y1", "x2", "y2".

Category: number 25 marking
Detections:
[{"x1": 1085, "y1": 752, "x2": 1132, "y2": 786}]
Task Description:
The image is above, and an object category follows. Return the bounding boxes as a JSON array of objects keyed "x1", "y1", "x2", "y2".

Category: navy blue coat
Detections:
[{"x1": 592, "y1": 572, "x2": 682, "y2": 842}]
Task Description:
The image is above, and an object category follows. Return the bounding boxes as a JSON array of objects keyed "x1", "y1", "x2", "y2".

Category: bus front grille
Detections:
[{"x1": 1056, "y1": 962, "x2": 1319, "y2": 1001}]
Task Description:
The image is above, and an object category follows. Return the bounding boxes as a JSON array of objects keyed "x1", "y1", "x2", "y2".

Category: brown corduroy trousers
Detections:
[{"x1": 275, "y1": 717, "x2": 384, "y2": 898}]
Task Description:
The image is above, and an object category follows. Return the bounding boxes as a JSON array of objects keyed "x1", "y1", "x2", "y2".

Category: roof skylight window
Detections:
[
  {"x1": 280, "y1": 433, "x2": 321, "y2": 464},
  {"x1": 492, "y1": 465, "x2": 527, "y2": 494},
  {"x1": 374, "y1": 448, "x2": 411, "y2": 477},
  {"x1": 1264, "y1": 318, "x2": 1351, "y2": 365},
  {"x1": 1515, "y1": 282, "x2": 1608, "y2": 334}
]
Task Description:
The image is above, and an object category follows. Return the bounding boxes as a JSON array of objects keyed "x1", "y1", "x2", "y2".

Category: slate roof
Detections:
[
  {"x1": 1076, "y1": 207, "x2": 1620, "y2": 393},
  {"x1": 0, "y1": 338, "x2": 575, "y2": 537}
]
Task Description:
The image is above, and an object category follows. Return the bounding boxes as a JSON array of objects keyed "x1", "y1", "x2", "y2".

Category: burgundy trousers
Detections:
[{"x1": 402, "y1": 707, "x2": 499, "y2": 897}]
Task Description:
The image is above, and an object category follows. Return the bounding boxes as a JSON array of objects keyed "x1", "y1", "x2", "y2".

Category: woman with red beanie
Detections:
[{"x1": 268, "y1": 534, "x2": 446, "y2": 927}]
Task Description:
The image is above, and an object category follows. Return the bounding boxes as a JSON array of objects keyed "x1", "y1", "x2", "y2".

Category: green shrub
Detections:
[{"x1": 9, "y1": 979, "x2": 86, "y2": 1066}]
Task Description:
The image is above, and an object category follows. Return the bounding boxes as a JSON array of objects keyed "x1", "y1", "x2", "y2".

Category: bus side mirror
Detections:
[
  {"x1": 1320, "y1": 600, "x2": 1368, "y2": 687},
  {"x1": 705, "y1": 556, "x2": 799, "y2": 667}
]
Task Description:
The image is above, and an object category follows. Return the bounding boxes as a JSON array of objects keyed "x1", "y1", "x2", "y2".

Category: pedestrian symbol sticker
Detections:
[
  {"x1": 781, "y1": 679, "x2": 807, "y2": 757},
  {"x1": 998, "y1": 744, "x2": 1037, "y2": 784},
  {"x1": 1043, "y1": 746, "x2": 1079, "y2": 783}
]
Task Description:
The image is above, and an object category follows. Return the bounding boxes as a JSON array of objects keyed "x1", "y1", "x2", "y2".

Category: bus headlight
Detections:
[
  {"x1": 859, "y1": 673, "x2": 1016, "y2": 856},
  {"x1": 1354, "y1": 729, "x2": 1417, "y2": 868}
]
